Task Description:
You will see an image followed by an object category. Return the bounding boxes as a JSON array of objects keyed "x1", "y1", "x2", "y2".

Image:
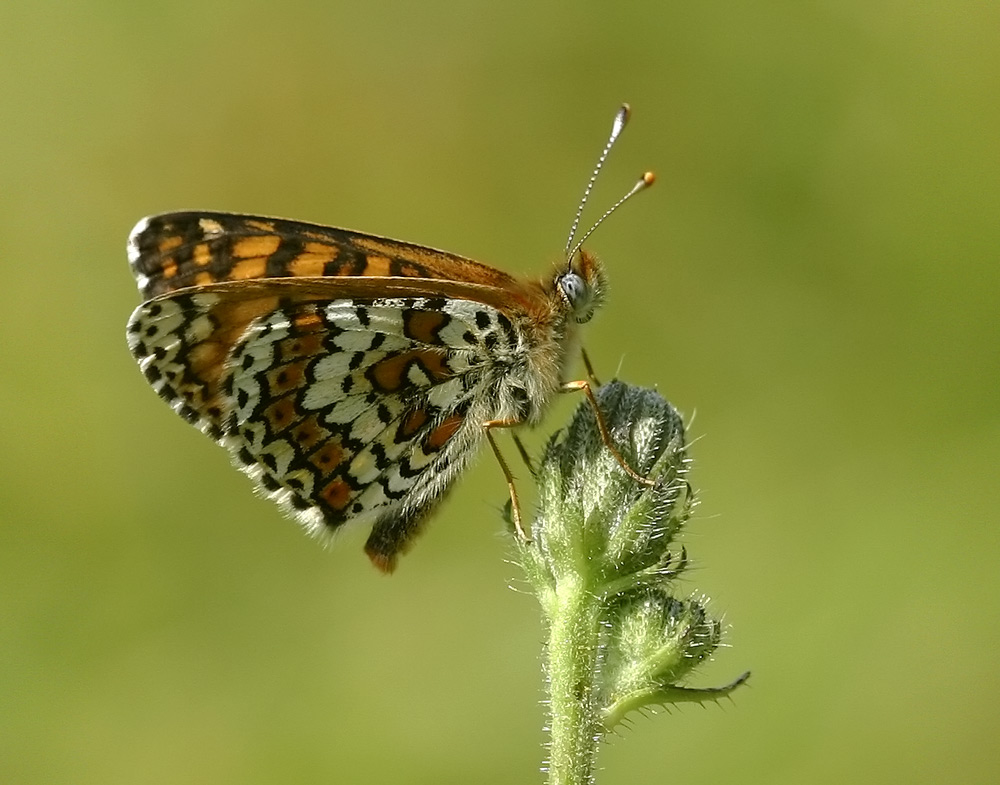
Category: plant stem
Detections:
[{"x1": 546, "y1": 574, "x2": 601, "y2": 785}]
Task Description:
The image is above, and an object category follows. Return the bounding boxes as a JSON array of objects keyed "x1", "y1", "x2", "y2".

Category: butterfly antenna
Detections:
[
  {"x1": 563, "y1": 103, "x2": 632, "y2": 264},
  {"x1": 566, "y1": 171, "x2": 656, "y2": 263}
]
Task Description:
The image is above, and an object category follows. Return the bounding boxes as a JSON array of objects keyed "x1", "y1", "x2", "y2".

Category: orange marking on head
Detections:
[
  {"x1": 362, "y1": 255, "x2": 391, "y2": 276},
  {"x1": 232, "y1": 235, "x2": 281, "y2": 259},
  {"x1": 192, "y1": 243, "x2": 212, "y2": 266},
  {"x1": 310, "y1": 442, "x2": 345, "y2": 473},
  {"x1": 426, "y1": 413, "x2": 464, "y2": 450},
  {"x1": 320, "y1": 478, "x2": 351, "y2": 511}
]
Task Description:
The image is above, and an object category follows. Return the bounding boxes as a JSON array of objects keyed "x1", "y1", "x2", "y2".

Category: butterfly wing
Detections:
[
  {"x1": 128, "y1": 211, "x2": 524, "y2": 300},
  {"x1": 127, "y1": 212, "x2": 566, "y2": 570},
  {"x1": 127, "y1": 278, "x2": 540, "y2": 572}
]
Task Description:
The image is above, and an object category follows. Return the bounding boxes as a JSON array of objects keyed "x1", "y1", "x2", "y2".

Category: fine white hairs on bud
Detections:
[{"x1": 514, "y1": 381, "x2": 748, "y2": 782}]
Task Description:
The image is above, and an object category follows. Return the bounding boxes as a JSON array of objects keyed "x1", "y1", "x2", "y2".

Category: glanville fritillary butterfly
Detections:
[{"x1": 126, "y1": 104, "x2": 655, "y2": 572}]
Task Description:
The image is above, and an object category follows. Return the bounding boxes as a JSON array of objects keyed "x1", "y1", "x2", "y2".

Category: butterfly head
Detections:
[
  {"x1": 555, "y1": 103, "x2": 651, "y2": 327},
  {"x1": 556, "y1": 249, "x2": 606, "y2": 324}
]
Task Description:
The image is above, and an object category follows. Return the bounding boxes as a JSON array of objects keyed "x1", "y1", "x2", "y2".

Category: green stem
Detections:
[{"x1": 546, "y1": 574, "x2": 602, "y2": 785}]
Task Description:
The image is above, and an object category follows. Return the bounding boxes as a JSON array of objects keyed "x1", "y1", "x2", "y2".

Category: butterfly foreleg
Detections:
[
  {"x1": 484, "y1": 419, "x2": 532, "y2": 542},
  {"x1": 560, "y1": 379, "x2": 658, "y2": 489}
]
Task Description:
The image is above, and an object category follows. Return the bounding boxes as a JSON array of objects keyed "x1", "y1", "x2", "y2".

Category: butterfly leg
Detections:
[
  {"x1": 581, "y1": 347, "x2": 601, "y2": 386},
  {"x1": 484, "y1": 419, "x2": 532, "y2": 542},
  {"x1": 560, "y1": 380, "x2": 658, "y2": 488},
  {"x1": 511, "y1": 433, "x2": 537, "y2": 477}
]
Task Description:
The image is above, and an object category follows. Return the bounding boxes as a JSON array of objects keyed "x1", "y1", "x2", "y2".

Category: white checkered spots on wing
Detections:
[
  {"x1": 220, "y1": 296, "x2": 512, "y2": 536},
  {"x1": 126, "y1": 291, "x2": 229, "y2": 440}
]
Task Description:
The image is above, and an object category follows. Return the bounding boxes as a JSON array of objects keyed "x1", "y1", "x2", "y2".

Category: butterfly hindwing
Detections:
[{"x1": 128, "y1": 282, "x2": 531, "y2": 570}]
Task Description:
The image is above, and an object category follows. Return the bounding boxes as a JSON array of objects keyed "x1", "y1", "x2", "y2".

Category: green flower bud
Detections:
[{"x1": 513, "y1": 381, "x2": 748, "y2": 782}]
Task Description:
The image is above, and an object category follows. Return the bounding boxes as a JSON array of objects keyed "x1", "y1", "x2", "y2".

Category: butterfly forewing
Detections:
[{"x1": 128, "y1": 211, "x2": 523, "y2": 301}]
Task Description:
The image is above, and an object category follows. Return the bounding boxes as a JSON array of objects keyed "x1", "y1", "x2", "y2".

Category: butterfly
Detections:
[{"x1": 126, "y1": 104, "x2": 654, "y2": 572}]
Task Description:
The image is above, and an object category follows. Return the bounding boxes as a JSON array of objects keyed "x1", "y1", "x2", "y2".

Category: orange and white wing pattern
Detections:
[
  {"x1": 128, "y1": 211, "x2": 523, "y2": 300},
  {"x1": 126, "y1": 214, "x2": 570, "y2": 572}
]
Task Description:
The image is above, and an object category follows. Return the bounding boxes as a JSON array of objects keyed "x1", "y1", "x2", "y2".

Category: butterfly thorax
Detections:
[{"x1": 484, "y1": 249, "x2": 607, "y2": 425}]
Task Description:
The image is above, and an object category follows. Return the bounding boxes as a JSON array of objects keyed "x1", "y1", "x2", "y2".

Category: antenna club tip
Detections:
[
  {"x1": 642, "y1": 171, "x2": 656, "y2": 186},
  {"x1": 611, "y1": 104, "x2": 631, "y2": 135},
  {"x1": 614, "y1": 104, "x2": 631, "y2": 128}
]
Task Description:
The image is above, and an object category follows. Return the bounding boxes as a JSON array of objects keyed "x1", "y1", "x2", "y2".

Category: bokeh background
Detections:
[{"x1": 2, "y1": 2, "x2": 997, "y2": 783}]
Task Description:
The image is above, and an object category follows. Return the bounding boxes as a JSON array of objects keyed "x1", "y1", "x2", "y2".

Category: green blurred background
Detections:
[{"x1": 2, "y1": 2, "x2": 997, "y2": 783}]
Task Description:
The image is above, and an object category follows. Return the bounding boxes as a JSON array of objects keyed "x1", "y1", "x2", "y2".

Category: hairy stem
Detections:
[{"x1": 547, "y1": 575, "x2": 601, "y2": 785}]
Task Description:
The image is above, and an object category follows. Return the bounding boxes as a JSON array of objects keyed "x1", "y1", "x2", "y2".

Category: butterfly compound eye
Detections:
[
  {"x1": 559, "y1": 271, "x2": 586, "y2": 304},
  {"x1": 559, "y1": 271, "x2": 596, "y2": 322}
]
